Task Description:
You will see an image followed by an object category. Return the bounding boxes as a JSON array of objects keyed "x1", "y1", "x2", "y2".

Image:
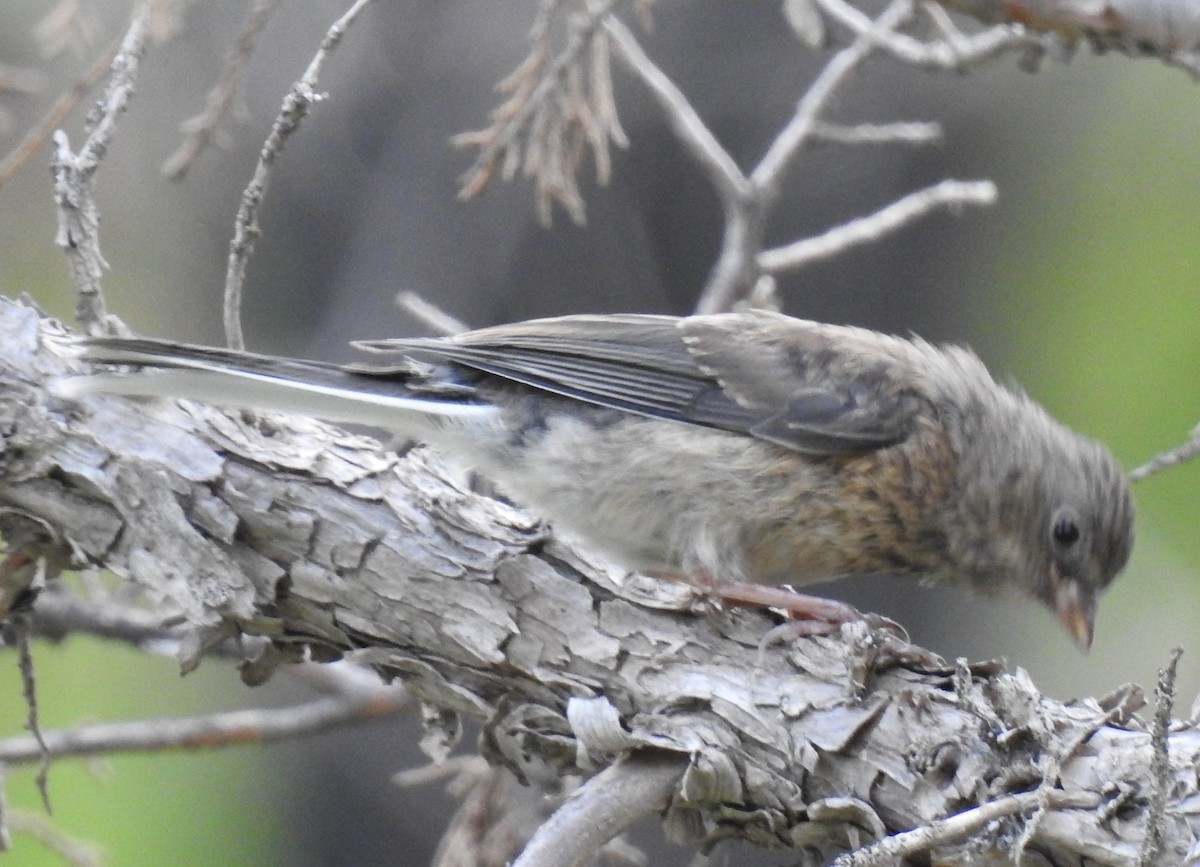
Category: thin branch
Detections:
[
  {"x1": 408, "y1": 760, "x2": 570, "y2": 867},
  {"x1": 694, "y1": 206, "x2": 767, "y2": 315},
  {"x1": 26, "y1": 585, "x2": 182, "y2": 651},
  {"x1": 694, "y1": 0, "x2": 918, "y2": 315},
  {"x1": 512, "y1": 751, "x2": 685, "y2": 867},
  {"x1": 814, "y1": 0, "x2": 1040, "y2": 70},
  {"x1": 1138, "y1": 648, "x2": 1184, "y2": 867},
  {"x1": 34, "y1": 1, "x2": 104, "y2": 58},
  {"x1": 0, "y1": 39, "x2": 119, "y2": 187},
  {"x1": 809, "y1": 120, "x2": 942, "y2": 146},
  {"x1": 0, "y1": 62, "x2": 45, "y2": 96},
  {"x1": 833, "y1": 790, "x2": 1100, "y2": 865},
  {"x1": 934, "y1": 0, "x2": 1200, "y2": 75},
  {"x1": 0, "y1": 690, "x2": 412, "y2": 764},
  {"x1": 32, "y1": 583, "x2": 421, "y2": 707},
  {"x1": 758, "y1": 179, "x2": 998, "y2": 274},
  {"x1": 13, "y1": 614, "x2": 51, "y2": 812},
  {"x1": 2, "y1": 810, "x2": 101, "y2": 867},
  {"x1": 25, "y1": 584, "x2": 274, "y2": 668},
  {"x1": 750, "y1": 0, "x2": 916, "y2": 198},
  {"x1": 223, "y1": 0, "x2": 376, "y2": 350},
  {"x1": 162, "y1": 0, "x2": 283, "y2": 180},
  {"x1": 395, "y1": 291, "x2": 470, "y2": 337},
  {"x1": 69, "y1": 5, "x2": 153, "y2": 190},
  {"x1": 1129, "y1": 423, "x2": 1200, "y2": 481},
  {"x1": 50, "y1": 3, "x2": 155, "y2": 333},
  {"x1": 605, "y1": 16, "x2": 748, "y2": 206}
]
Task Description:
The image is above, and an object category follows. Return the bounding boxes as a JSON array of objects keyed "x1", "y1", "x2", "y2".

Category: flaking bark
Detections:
[{"x1": 1, "y1": 296, "x2": 1196, "y2": 865}]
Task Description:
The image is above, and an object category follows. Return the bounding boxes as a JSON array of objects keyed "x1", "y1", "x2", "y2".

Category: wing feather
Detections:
[
  {"x1": 78, "y1": 312, "x2": 932, "y2": 457},
  {"x1": 359, "y1": 312, "x2": 925, "y2": 453}
]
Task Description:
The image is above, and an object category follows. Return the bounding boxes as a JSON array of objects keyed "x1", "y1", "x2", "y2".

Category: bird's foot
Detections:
[
  {"x1": 706, "y1": 581, "x2": 862, "y2": 624},
  {"x1": 649, "y1": 572, "x2": 905, "y2": 641}
]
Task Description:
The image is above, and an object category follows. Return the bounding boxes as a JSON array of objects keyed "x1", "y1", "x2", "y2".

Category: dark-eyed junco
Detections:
[{"x1": 53, "y1": 310, "x2": 1134, "y2": 648}]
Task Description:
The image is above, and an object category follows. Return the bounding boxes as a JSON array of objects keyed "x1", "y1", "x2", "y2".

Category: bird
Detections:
[{"x1": 52, "y1": 309, "x2": 1135, "y2": 649}]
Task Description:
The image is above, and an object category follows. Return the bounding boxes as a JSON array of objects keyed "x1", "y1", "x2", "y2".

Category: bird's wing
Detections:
[
  {"x1": 65, "y1": 337, "x2": 449, "y2": 398},
  {"x1": 357, "y1": 311, "x2": 926, "y2": 456}
]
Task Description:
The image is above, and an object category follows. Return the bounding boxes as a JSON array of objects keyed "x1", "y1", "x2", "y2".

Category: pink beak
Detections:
[{"x1": 1055, "y1": 579, "x2": 1095, "y2": 651}]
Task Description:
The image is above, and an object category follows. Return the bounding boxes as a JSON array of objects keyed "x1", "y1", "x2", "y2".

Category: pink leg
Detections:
[
  {"x1": 710, "y1": 581, "x2": 865, "y2": 623},
  {"x1": 650, "y1": 572, "x2": 912, "y2": 648},
  {"x1": 649, "y1": 572, "x2": 864, "y2": 625}
]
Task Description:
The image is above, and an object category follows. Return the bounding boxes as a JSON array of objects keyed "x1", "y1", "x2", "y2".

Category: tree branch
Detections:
[
  {"x1": 161, "y1": 0, "x2": 283, "y2": 181},
  {"x1": 223, "y1": 0, "x2": 376, "y2": 350},
  {"x1": 933, "y1": 0, "x2": 1200, "y2": 75},
  {"x1": 1130, "y1": 422, "x2": 1200, "y2": 481},
  {"x1": 5, "y1": 296, "x2": 1199, "y2": 863},
  {"x1": 0, "y1": 687, "x2": 411, "y2": 764},
  {"x1": 758, "y1": 179, "x2": 997, "y2": 274},
  {"x1": 0, "y1": 35, "x2": 119, "y2": 189},
  {"x1": 512, "y1": 751, "x2": 684, "y2": 867},
  {"x1": 50, "y1": 2, "x2": 156, "y2": 334},
  {"x1": 605, "y1": 17, "x2": 747, "y2": 209}
]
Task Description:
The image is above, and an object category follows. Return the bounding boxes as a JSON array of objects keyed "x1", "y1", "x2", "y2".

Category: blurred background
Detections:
[{"x1": 0, "y1": 0, "x2": 1197, "y2": 864}]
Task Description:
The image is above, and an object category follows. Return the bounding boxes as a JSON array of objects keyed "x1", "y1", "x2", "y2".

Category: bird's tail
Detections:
[{"x1": 51, "y1": 336, "x2": 497, "y2": 434}]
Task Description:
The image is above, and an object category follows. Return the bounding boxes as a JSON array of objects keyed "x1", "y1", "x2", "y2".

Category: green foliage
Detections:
[{"x1": 0, "y1": 636, "x2": 277, "y2": 866}]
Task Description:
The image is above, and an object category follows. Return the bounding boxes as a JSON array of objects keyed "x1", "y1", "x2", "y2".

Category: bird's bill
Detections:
[{"x1": 1054, "y1": 578, "x2": 1096, "y2": 651}]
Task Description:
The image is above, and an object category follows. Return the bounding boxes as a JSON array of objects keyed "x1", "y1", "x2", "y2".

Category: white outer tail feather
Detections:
[{"x1": 51, "y1": 367, "x2": 499, "y2": 438}]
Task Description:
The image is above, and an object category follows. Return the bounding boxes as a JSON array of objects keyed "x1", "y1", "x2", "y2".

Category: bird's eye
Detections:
[{"x1": 1052, "y1": 514, "x2": 1080, "y2": 546}]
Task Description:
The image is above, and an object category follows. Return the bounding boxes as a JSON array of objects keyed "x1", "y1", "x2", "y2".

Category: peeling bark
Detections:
[{"x1": 2, "y1": 296, "x2": 1197, "y2": 865}]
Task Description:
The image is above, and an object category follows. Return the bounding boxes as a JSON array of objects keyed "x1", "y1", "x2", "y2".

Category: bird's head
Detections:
[{"x1": 949, "y1": 394, "x2": 1134, "y2": 650}]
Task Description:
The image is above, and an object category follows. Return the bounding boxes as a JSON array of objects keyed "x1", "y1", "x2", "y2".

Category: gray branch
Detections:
[
  {"x1": 4, "y1": 296, "x2": 1198, "y2": 865},
  {"x1": 513, "y1": 752, "x2": 684, "y2": 867}
]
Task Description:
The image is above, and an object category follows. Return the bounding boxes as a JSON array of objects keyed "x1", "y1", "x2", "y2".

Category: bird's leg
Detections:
[
  {"x1": 710, "y1": 581, "x2": 863, "y2": 623},
  {"x1": 648, "y1": 571, "x2": 865, "y2": 633}
]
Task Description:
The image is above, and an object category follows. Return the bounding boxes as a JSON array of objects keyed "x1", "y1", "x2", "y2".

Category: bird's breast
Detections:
[
  {"x1": 450, "y1": 397, "x2": 960, "y2": 588},
  {"x1": 740, "y1": 420, "x2": 959, "y2": 584}
]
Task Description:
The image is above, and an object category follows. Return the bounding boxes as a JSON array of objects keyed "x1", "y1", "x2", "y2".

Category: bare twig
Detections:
[
  {"x1": 0, "y1": 39, "x2": 120, "y2": 187},
  {"x1": 2, "y1": 810, "x2": 100, "y2": 867},
  {"x1": 407, "y1": 760, "x2": 570, "y2": 867},
  {"x1": 809, "y1": 120, "x2": 942, "y2": 146},
  {"x1": 814, "y1": 0, "x2": 1039, "y2": 69},
  {"x1": 605, "y1": 17, "x2": 747, "y2": 207},
  {"x1": 833, "y1": 789, "x2": 1100, "y2": 865},
  {"x1": 696, "y1": 0, "x2": 918, "y2": 314},
  {"x1": 604, "y1": 13, "x2": 762, "y2": 315},
  {"x1": 223, "y1": 0, "x2": 376, "y2": 350},
  {"x1": 609, "y1": 1, "x2": 979, "y2": 316},
  {"x1": 12, "y1": 615, "x2": 51, "y2": 812},
  {"x1": 511, "y1": 751, "x2": 685, "y2": 867},
  {"x1": 1013, "y1": 695, "x2": 1134, "y2": 861},
  {"x1": 25, "y1": 584, "x2": 272, "y2": 667},
  {"x1": 62, "y1": 4, "x2": 153, "y2": 201},
  {"x1": 396, "y1": 291, "x2": 470, "y2": 337},
  {"x1": 162, "y1": 0, "x2": 282, "y2": 180},
  {"x1": 1138, "y1": 648, "x2": 1184, "y2": 867},
  {"x1": 934, "y1": 0, "x2": 1200, "y2": 75},
  {"x1": 50, "y1": 3, "x2": 155, "y2": 333},
  {"x1": 0, "y1": 63, "x2": 46, "y2": 96},
  {"x1": 34, "y1": 1, "x2": 103, "y2": 59},
  {"x1": 1129, "y1": 423, "x2": 1200, "y2": 481},
  {"x1": 751, "y1": 0, "x2": 916, "y2": 197},
  {"x1": 0, "y1": 689, "x2": 412, "y2": 764},
  {"x1": 758, "y1": 179, "x2": 997, "y2": 273},
  {"x1": 26, "y1": 585, "x2": 182, "y2": 651}
]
